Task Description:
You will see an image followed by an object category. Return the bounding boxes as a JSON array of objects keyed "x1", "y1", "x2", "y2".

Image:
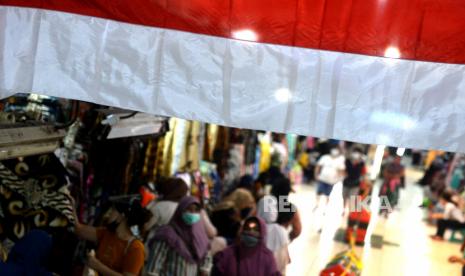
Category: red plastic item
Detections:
[
  {"x1": 2, "y1": 0, "x2": 465, "y2": 64},
  {"x1": 139, "y1": 186, "x2": 156, "y2": 208},
  {"x1": 346, "y1": 208, "x2": 371, "y2": 244},
  {"x1": 320, "y1": 264, "x2": 356, "y2": 276}
]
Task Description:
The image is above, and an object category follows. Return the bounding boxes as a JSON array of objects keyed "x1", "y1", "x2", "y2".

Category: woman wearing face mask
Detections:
[
  {"x1": 145, "y1": 196, "x2": 210, "y2": 276},
  {"x1": 73, "y1": 199, "x2": 151, "y2": 276},
  {"x1": 211, "y1": 188, "x2": 256, "y2": 245},
  {"x1": 212, "y1": 216, "x2": 281, "y2": 276}
]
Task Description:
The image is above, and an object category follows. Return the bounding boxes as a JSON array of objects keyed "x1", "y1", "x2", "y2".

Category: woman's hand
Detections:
[
  {"x1": 86, "y1": 251, "x2": 125, "y2": 276},
  {"x1": 448, "y1": 256, "x2": 461, "y2": 263},
  {"x1": 87, "y1": 251, "x2": 103, "y2": 272}
]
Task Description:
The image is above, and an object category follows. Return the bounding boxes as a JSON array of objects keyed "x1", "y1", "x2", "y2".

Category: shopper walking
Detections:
[
  {"x1": 212, "y1": 216, "x2": 281, "y2": 276},
  {"x1": 343, "y1": 147, "x2": 367, "y2": 214},
  {"x1": 379, "y1": 156, "x2": 404, "y2": 216},
  {"x1": 314, "y1": 145, "x2": 346, "y2": 209},
  {"x1": 145, "y1": 196, "x2": 210, "y2": 276}
]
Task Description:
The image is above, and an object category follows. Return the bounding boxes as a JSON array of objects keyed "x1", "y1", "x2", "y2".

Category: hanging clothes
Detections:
[
  {"x1": 153, "y1": 136, "x2": 166, "y2": 180},
  {"x1": 213, "y1": 126, "x2": 230, "y2": 180},
  {"x1": 183, "y1": 121, "x2": 203, "y2": 172},
  {"x1": 171, "y1": 119, "x2": 189, "y2": 175},
  {"x1": 243, "y1": 130, "x2": 258, "y2": 166},
  {"x1": 0, "y1": 156, "x2": 75, "y2": 241},
  {"x1": 142, "y1": 137, "x2": 159, "y2": 181},
  {"x1": 286, "y1": 134, "x2": 297, "y2": 169},
  {"x1": 223, "y1": 145, "x2": 245, "y2": 190},
  {"x1": 259, "y1": 134, "x2": 272, "y2": 173},
  {"x1": 203, "y1": 124, "x2": 219, "y2": 163}
]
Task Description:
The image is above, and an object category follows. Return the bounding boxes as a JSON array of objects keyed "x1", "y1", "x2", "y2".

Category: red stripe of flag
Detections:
[{"x1": 1, "y1": 0, "x2": 465, "y2": 64}]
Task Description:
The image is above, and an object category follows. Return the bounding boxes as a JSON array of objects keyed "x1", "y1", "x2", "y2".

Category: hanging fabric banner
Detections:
[{"x1": 1, "y1": 1, "x2": 465, "y2": 152}]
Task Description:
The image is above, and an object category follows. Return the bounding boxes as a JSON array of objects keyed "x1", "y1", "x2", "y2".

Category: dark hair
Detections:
[
  {"x1": 329, "y1": 144, "x2": 340, "y2": 150},
  {"x1": 277, "y1": 203, "x2": 297, "y2": 225},
  {"x1": 237, "y1": 174, "x2": 254, "y2": 190},
  {"x1": 126, "y1": 200, "x2": 152, "y2": 231},
  {"x1": 440, "y1": 191, "x2": 458, "y2": 206},
  {"x1": 271, "y1": 177, "x2": 292, "y2": 198},
  {"x1": 112, "y1": 199, "x2": 152, "y2": 231},
  {"x1": 156, "y1": 177, "x2": 188, "y2": 202},
  {"x1": 352, "y1": 146, "x2": 364, "y2": 154}
]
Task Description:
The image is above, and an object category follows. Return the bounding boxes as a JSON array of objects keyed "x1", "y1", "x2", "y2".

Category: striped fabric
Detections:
[{"x1": 145, "y1": 241, "x2": 198, "y2": 276}]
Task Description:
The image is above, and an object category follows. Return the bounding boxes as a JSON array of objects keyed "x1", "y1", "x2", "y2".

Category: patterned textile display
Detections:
[
  {"x1": 142, "y1": 137, "x2": 159, "y2": 181},
  {"x1": 243, "y1": 130, "x2": 258, "y2": 166},
  {"x1": 171, "y1": 119, "x2": 189, "y2": 174},
  {"x1": 259, "y1": 135, "x2": 272, "y2": 173},
  {"x1": 0, "y1": 154, "x2": 75, "y2": 241},
  {"x1": 183, "y1": 121, "x2": 203, "y2": 172},
  {"x1": 212, "y1": 127, "x2": 230, "y2": 180},
  {"x1": 203, "y1": 124, "x2": 219, "y2": 162},
  {"x1": 153, "y1": 137, "x2": 166, "y2": 180}
]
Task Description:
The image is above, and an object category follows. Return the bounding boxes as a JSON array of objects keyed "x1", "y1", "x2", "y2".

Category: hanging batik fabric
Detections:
[
  {"x1": 184, "y1": 121, "x2": 204, "y2": 172},
  {"x1": 153, "y1": 137, "x2": 166, "y2": 181},
  {"x1": 213, "y1": 126, "x2": 230, "y2": 180},
  {"x1": 0, "y1": 154, "x2": 75, "y2": 241},
  {"x1": 203, "y1": 124, "x2": 219, "y2": 162}
]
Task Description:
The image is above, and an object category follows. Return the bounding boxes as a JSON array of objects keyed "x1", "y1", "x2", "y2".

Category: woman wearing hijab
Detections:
[
  {"x1": 211, "y1": 188, "x2": 256, "y2": 244},
  {"x1": 257, "y1": 196, "x2": 290, "y2": 275},
  {"x1": 212, "y1": 216, "x2": 281, "y2": 276},
  {"x1": 0, "y1": 229, "x2": 53, "y2": 276},
  {"x1": 145, "y1": 196, "x2": 210, "y2": 275}
]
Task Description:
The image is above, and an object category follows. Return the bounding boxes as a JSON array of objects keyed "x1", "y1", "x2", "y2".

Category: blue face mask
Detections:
[
  {"x1": 182, "y1": 212, "x2": 201, "y2": 226},
  {"x1": 241, "y1": 234, "x2": 259, "y2": 247}
]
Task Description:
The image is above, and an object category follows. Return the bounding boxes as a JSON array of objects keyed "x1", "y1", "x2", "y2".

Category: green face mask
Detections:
[
  {"x1": 182, "y1": 212, "x2": 201, "y2": 226},
  {"x1": 241, "y1": 233, "x2": 259, "y2": 247}
]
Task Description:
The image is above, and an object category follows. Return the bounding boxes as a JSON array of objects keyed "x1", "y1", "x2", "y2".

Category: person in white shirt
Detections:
[
  {"x1": 257, "y1": 195, "x2": 290, "y2": 275},
  {"x1": 314, "y1": 146, "x2": 346, "y2": 207},
  {"x1": 430, "y1": 191, "x2": 465, "y2": 241}
]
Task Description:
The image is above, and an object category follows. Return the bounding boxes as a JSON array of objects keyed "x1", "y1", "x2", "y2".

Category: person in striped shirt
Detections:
[{"x1": 144, "y1": 196, "x2": 210, "y2": 276}]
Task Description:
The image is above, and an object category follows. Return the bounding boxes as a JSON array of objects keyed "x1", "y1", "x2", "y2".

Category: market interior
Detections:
[{"x1": 0, "y1": 94, "x2": 463, "y2": 276}]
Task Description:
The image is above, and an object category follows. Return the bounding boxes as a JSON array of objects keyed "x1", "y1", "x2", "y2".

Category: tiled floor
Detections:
[{"x1": 286, "y1": 169, "x2": 462, "y2": 276}]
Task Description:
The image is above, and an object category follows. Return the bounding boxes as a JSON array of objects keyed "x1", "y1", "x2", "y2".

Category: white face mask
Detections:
[
  {"x1": 330, "y1": 149, "x2": 340, "y2": 157},
  {"x1": 351, "y1": 152, "x2": 362, "y2": 160}
]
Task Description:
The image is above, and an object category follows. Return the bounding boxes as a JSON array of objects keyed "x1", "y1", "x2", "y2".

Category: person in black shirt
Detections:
[{"x1": 343, "y1": 147, "x2": 367, "y2": 214}]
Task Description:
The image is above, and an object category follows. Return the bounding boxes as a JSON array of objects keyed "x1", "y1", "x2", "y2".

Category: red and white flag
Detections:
[{"x1": 1, "y1": 1, "x2": 465, "y2": 151}]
